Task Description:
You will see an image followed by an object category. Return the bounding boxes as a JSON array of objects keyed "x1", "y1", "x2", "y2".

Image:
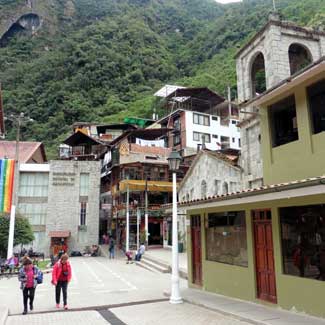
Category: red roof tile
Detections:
[{"x1": 0, "y1": 141, "x2": 46, "y2": 163}]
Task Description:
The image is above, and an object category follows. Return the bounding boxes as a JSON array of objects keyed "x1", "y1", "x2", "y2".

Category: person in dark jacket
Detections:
[
  {"x1": 51, "y1": 253, "x2": 72, "y2": 310},
  {"x1": 109, "y1": 238, "x2": 115, "y2": 259},
  {"x1": 18, "y1": 257, "x2": 39, "y2": 315}
]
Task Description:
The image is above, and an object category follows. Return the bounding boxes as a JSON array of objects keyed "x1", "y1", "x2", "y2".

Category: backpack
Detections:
[{"x1": 34, "y1": 267, "x2": 43, "y2": 284}]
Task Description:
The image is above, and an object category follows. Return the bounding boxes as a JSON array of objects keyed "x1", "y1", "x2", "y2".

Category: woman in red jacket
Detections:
[{"x1": 51, "y1": 254, "x2": 72, "y2": 310}]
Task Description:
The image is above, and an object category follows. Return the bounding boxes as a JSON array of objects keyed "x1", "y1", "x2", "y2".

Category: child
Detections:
[{"x1": 125, "y1": 251, "x2": 133, "y2": 264}]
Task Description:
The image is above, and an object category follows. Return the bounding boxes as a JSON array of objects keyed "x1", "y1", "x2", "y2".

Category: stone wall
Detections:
[
  {"x1": 179, "y1": 152, "x2": 242, "y2": 201},
  {"x1": 46, "y1": 160, "x2": 100, "y2": 255}
]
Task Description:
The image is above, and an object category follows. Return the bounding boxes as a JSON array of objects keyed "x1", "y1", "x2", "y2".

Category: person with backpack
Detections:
[
  {"x1": 18, "y1": 257, "x2": 42, "y2": 315},
  {"x1": 51, "y1": 253, "x2": 72, "y2": 310}
]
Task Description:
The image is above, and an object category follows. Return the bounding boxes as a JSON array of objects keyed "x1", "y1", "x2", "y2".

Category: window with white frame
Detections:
[
  {"x1": 18, "y1": 203, "x2": 47, "y2": 225},
  {"x1": 79, "y1": 173, "x2": 90, "y2": 196},
  {"x1": 193, "y1": 113, "x2": 210, "y2": 126},
  {"x1": 19, "y1": 173, "x2": 49, "y2": 197}
]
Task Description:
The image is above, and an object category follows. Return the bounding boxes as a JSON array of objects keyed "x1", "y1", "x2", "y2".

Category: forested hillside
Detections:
[{"x1": 0, "y1": 0, "x2": 324, "y2": 158}]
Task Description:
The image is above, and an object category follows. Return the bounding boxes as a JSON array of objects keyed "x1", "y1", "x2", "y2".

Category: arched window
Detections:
[
  {"x1": 186, "y1": 193, "x2": 190, "y2": 201},
  {"x1": 251, "y1": 52, "x2": 266, "y2": 98},
  {"x1": 289, "y1": 43, "x2": 312, "y2": 75},
  {"x1": 222, "y1": 182, "x2": 229, "y2": 195},
  {"x1": 201, "y1": 180, "x2": 207, "y2": 198}
]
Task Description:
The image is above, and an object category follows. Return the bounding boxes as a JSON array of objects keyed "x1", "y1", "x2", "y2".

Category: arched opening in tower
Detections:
[
  {"x1": 251, "y1": 52, "x2": 266, "y2": 98},
  {"x1": 289, "y1": 43, "x2": 312, "y2": 75}
]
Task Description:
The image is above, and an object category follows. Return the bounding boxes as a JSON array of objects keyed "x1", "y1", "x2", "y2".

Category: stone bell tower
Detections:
[{"x1": 235, "y1": 12, "x2": 325, "y2": 189}]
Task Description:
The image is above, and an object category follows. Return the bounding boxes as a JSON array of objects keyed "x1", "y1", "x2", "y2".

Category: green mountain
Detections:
[{"x1": 0, "y1": 0, "x2": 324, "y2": 158}]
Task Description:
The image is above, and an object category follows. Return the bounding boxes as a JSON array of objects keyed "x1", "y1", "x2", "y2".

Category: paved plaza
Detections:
[{"x1": 2, "y1": 256, "x2": 325, "y2": 325}]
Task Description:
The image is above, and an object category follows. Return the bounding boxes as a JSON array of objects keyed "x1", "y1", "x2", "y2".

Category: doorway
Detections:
[
  {"x1": 191, "y1": 215, "x2": 202, "y2": 286},
  {"x1": 148, "y1": 222, "x2": 162, "y2": 245},
  {"x1": 253, "y1": 209, "x2": 277, "y2": 303}
]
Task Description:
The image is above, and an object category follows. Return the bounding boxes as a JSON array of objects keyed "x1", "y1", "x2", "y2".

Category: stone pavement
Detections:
[
  {"x1": 111, "y1": 301, "x2": 254, "y2": 325},
  {"x1": 145, "y1": 248, "x2": 188, "y2": 273},
  {"x1": 179, "y1": 288, "x2": 325, "y2": 325},
  {"x1": 6, "y1": 311, "x2": 109, "y2": 325}
]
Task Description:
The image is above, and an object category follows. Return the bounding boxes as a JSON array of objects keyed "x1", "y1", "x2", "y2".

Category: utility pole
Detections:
[
  {"x1": 126, "y1": 182, "x2": 130, "y2": 252},
  {"x1": 136, "y1": 207, "x2": 140, "y2": 250},
  {"x1": 145, "y1": 177, "x2": 149, "y2": 248}
]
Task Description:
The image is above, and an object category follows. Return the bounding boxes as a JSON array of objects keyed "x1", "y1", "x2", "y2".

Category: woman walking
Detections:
[
  {"x1": 18, "y1": 257, "x2": 39, "y2": 315},
  {"x1": 51, "y1": 253, "x2": 72, "y2": 310}
]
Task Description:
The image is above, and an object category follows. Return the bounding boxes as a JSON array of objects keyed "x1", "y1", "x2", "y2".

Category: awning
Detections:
[
  {"x1": 49, "y1": 231, "x2": 71, "y2": 238},
  {"x1": 119, "y1": 180, "x2": 174, "y2": 192}
]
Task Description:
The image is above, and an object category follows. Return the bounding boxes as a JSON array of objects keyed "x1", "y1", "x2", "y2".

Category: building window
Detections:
[
  {"x1": 308, "y1": 79, "x2": 325, "y2": 135},
  {"x1": 186, "y1": 193, "x2": 190, "y2": 201},
  {"x1": 212, "y1": 116, "x2": 218, "y2": 121},
  {"x1": 232, "y1": 137, "x2": 235, "y2": 143},
  {"x1": 220, "y1": 136, "x2": 230, "y2": 149},
  {"x1": 201, "y1": 180, "x2": 207, "y2": 198},
  {"x1": 79, "y1": 173, "x2": 89, "y2": 196},
  {"x1": 173, "y1": 117, "x2": 180, "y2": 130},
  {"x1": 212, "y1": 134, "x2": 218, "y2": 139},
  {"x1": 173, "y1": 133, "x2": 181, "y2": 146},
  {"x1": 206, "y1": 211, "x2": 247, "y2": 267},
  {"x1": 251, "y1": 52, "x2": 266, "y2": 97},
  {"x1": 193, "y1": 113, "x2": 210, "y2": 126},
  {"x1": 289, "y1": 43, "x2": 312, "y2": 75},
  {"x1": 238, "y1": 139, "x2": 241, "y2": 147},
  {"x1": 19, "y1": 173, "x2": 49, "y2": 197},
  {"x1": 269, "y1": 95, "x2": 298, "y2": 147},
  {"x1": 280, "y1": 204, "x2": 325, "y2": 281},
  {"x1": 214, "y1": 180, "x2": 219, "y2": 195},
  {"x1": 80, "y1": 202, "x2": 87, "y2": 225},
  {"x1": 222, "y1": 182, "x2": 229, "y2": 195},
  {"x1": 18, "y1": 203, "x2": 47, "y2": 225},
  {"x1": 190, "y1": 188, "x2": 194, "y2": 200},
  {"x1": 193, "y1": 132, "x2": 211, "y2": 143},
  {"x1": 231, "y1": 120, "x2": 237, "y2": 125}
]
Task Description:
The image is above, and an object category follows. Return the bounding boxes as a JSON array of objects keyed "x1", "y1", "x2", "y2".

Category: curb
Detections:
[
  {"x1": 162, "y1": 290, "x2": 264, "y2": 325},
  {"x1": 0, "y1": 307, "x2": 8, "y2": 325}
]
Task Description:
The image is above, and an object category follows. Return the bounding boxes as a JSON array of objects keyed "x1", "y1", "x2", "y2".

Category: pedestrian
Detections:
[
  {"x1": 18, "y1": 257, "x2": 39, "y2": 315},
  {"x1": 125, "y1": 251, "x2": 133, "y2": 264},
  {"x1": 109, "y1": 237, "x2": 115, "y2": 259},
  {"x1": 51, "y1": 253, "x2": 72, "y2": 310},
  {"x1": 135, "y1": 243, "x2": 146, "y2": 261},
  {"x1": 6, "y1": 255, "x2": 16, "y2": 273}
]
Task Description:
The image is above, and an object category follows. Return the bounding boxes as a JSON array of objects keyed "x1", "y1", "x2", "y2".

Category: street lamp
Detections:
[
  {"x1": 167, "y1": 149, "x2": 183, "y2": 304},
  {"x1": 4, "y1": 112, "x2": 33, "y2": 259}
]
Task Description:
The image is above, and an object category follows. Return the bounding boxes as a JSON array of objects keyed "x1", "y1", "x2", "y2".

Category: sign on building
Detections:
[{"x1": 0, "y1": 159, "x2": 15, "y2": 213}]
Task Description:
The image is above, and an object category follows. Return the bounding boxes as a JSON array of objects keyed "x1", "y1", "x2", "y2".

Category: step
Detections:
[
  {"x1": 141, "y1": 255, "x2": 170, "y2": 269},
  {"x1": 139, "y1": 258, "x2": 170, "y2": 273},
  {"x1": 135, "y1": 261, "x2": 161, "y2": 274}
]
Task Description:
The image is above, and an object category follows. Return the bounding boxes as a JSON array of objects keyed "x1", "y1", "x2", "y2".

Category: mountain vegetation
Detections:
[{"x1": 0, "y1": 0, "x2": 324, "y2": 158}]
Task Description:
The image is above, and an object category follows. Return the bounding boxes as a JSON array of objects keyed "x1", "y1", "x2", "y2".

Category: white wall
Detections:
[{"x1": 184, "y1": 111, "x2": 241, "y2": 151}]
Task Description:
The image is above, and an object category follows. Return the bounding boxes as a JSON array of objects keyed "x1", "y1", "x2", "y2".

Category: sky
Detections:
[{"x1": 215, "y1": 0, "x2": 242, "y2": 3}]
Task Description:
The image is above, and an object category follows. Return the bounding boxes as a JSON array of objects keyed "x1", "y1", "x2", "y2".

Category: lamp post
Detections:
[
  {"x1": 167, "y1": 149, "x2": 183, "y2": 304},
  {"x1": 5, "y1": 112, "x2": 33, "y2": 259}
]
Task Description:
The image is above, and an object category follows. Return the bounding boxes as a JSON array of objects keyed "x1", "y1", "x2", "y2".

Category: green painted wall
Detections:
[
  {"x1": 186, "y1": 193, "x2": 325, "y2": 318},
  {"x1": 260, "y1": 73, "x2": 325, "y2": 185}
]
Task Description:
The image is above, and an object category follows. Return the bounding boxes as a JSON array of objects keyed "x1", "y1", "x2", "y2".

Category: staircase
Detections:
[{"x1": 136, "y1": 254, "x2": 170, "y2": 274}]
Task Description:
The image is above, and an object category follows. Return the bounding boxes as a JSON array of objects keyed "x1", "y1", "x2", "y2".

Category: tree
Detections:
[{"x1": 0, "y1": 213, "x2": 34, "y2": 257}]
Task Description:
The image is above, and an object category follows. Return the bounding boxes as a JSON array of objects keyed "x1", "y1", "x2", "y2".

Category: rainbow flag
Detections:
[{"x1": 0, "y1": 159, "x2": 15, "y2": 213}]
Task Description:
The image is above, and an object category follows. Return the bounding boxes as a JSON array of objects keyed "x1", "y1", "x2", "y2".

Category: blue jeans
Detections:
[{"x1": 109, "y1": 248, "x2": 114, "y2": 259}]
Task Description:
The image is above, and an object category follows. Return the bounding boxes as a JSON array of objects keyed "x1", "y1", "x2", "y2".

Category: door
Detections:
[
  {"x1": 253, "y1": 210, "x2": 277, "y2": 303},
  {"x1": 191, "y1": 215, "x2": 202, "y2": 286}
]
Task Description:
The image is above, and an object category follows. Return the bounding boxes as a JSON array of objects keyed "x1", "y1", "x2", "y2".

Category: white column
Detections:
[
  {"x1": 170, "y1": 172, "x2": 182, "y2": 304},
  {"x1": 126, "y1": 185, "x2": 130, "y2": 252},
  {"x1": 145, "y1": 186, "x2": 149, "y2": 248},
  {"x1": 7, "y1": 205, "x2": 16, "y2": 259},
  {"x1": 136, "y1": 208, "x2": 140, "y2": 250}
]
